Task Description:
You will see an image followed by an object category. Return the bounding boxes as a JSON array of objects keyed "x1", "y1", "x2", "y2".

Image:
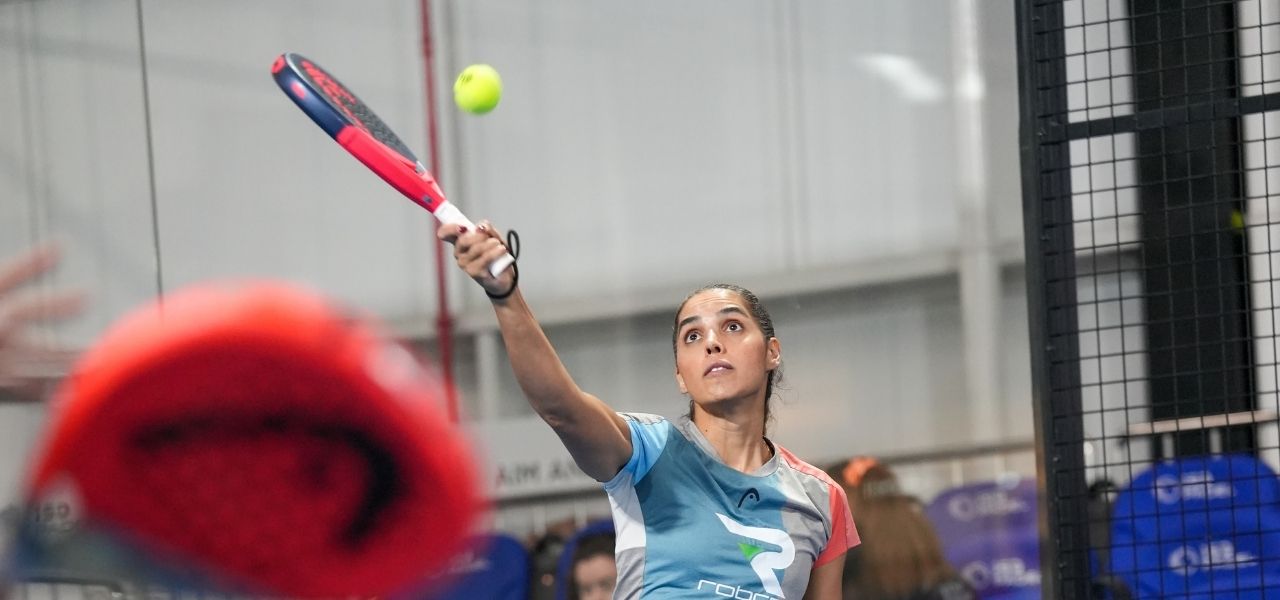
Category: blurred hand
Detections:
[
  {"x1": 0, "y1": 244, "x2": 85, "y2": 397},
  {"x1": 436, "y1": 221, "x2": 516, "y2": 298}
]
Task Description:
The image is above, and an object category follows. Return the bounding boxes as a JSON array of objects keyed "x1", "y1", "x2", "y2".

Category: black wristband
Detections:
[{"x1": 485, "y1": 229, "x2": 520, "y2": 301}]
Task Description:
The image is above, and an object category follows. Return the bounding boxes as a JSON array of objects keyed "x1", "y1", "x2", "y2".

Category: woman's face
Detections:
[
  {"x1": 573, "y1": 554, "x2": 617, "y2": 600},
  {"x1": 673, "y1": 289, "x2": 780, "y2": 409}
]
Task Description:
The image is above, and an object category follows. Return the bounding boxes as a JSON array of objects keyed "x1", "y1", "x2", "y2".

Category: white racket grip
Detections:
[{"x1": 432, "y1": 200, "x2": 516, "y2": 278}]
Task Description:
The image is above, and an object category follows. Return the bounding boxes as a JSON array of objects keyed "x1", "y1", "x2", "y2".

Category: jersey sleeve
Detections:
[
  {"x1": 815, "y1": 480, "x2": 860, "y2": 567},
  {"x1": 603, "y1": 412, "x2": 670, "y2": 490}
]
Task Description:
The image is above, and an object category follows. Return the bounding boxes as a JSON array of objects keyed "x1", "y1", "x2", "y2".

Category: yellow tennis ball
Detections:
[{"x1": 454, "y1": 64, "x2": 502, "y2": 114}]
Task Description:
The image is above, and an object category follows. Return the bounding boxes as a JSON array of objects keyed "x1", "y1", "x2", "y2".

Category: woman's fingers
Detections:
[
  {"x1": 0, "y1": 290, "x2": 85, "y2": 341},
  {"x1": 438, "y1": 220, "x2": 513, "y2": 293},
  {"x1": 458, "y1": 235, "x2": 501, "y2": 265},
  {"x1": 478, "y1": 243, "x2": 513, "y2": 274},
  {"x1": 5, "y1": 290, "x2": 85, "y2": 323},
  {"x1": 0, "y1": 243, "x2": 60, "y2": 296},
  {"x1": 435, "y1": 223, "x2": 470, "y2": 244},
  {"x1": 0, "y1": 244, "x2": 82, "y2": 396}
]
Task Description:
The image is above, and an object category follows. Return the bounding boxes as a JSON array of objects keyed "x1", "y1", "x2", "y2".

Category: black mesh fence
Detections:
[{"x1": 1018, "y1": 0, "x2": 1280, "y2": 597}]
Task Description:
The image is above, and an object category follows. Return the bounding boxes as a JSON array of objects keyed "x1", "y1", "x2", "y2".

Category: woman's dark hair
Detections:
[
  {"x1": 671, "y1": 283, "x2": 782, "y2": 430},
  {"x1": 572, "y1": 531, "x2": 616, "y2": 564},
  {"x1": 568, "y1": 532, "x2": 617, "y2": 600}
]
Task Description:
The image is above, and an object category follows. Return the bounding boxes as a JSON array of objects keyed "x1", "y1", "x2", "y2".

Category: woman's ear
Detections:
[
  {"x1": 767, "y1": 337, "x2": 781, "y2": 370},
  {"x1": 675, "y1": 370, "x2": 688, "y2": 394}
]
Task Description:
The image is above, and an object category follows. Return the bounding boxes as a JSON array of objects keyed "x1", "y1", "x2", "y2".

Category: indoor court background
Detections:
[
  {"x1": 4, "y1": 0, "x2": 1277, "y2": 598},
  {"x1": 0, "y1": 0, "x2": 1030, "y2": 532}
]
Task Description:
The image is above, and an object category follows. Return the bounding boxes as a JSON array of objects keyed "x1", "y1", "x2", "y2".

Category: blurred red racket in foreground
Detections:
[{"x1": 9, "y1": 281, "x2": 485, "y2": 597}]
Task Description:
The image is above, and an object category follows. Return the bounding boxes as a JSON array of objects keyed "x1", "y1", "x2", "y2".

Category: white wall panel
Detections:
[
  {"x1": 1077, "y1": 267, "x2": 1150, "y2": 485},
  {"x1": 1240, "y1": 0, "x2": 1280, "y2": 476},
  {"x1": 1062, "y1": 0, "x2": 1134, "y2": 123},
  {"x1": 792, "y1": 1, "x2": 961, "y2": 264},
  {"x1": 5, "y1": 0, "x2": 1030, "y2": 317},
  {"x1": 0, "y1": 0, "x2": 158, "y2": 347},
  {"x1": 772, "y1": 276, "x2": 1034, "y2": 462},
  {"x1": 1071, "y1": 134, "x2": 1140, "y2": 251},
  {"x1": 442, "y1": 1, "x2": 793, "y2": 308},
  {"x1": 139, "y1": 0, "x2": 438, "y2": 318},
  {"x1": 979, "y1": 0, "x2": 1028, "y2": 247}
]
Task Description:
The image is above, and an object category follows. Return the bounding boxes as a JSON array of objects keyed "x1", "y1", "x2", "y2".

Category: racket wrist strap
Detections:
[
  {"x1": 485, "y1": 265, "x2": 518, "y2": 300},
  {"x1": 485, "y1": 230, "x2": 520, "y2": 301}
]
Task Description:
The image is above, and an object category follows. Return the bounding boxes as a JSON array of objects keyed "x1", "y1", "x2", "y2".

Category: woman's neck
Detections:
[{"x1": 692, "y1": 403, "x2": 772, "y2": 473}]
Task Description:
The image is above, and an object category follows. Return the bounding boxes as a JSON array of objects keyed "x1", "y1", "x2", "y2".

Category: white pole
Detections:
[{"x1": 953, "y1": 0, "x2": 1002, "y2": 442}]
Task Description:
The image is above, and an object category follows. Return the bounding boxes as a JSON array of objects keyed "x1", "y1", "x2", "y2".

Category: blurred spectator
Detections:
[
  {"x1": 833, "y1": 457, "x2": 976, "y2": 600},
  {"x1": 0, "y1": 243, "x2": 83, "y2": 398},
  {"x1": 528, "y1": 526, "x2": 570, "y2": 600},
  {"x1": 567, "y1": 531, "x2": 616, "y2": 600}
]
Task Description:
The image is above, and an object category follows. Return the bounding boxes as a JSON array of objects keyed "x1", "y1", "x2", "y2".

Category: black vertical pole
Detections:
[
  {"x1": 1129, "y1": 0, "x2": 1255, "y2": 458},
  {"x1": 1016, "y1": 1, "x2": 1092, "y2": 597}
]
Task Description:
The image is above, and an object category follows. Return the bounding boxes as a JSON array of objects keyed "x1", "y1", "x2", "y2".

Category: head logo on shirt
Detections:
[{"x1": 715, "y1": 513, "x2": 795, "y2": 597}]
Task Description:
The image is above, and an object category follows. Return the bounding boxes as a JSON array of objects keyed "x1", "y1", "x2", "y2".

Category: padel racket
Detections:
[
  {"x1": 14, "y1": 281, "x2": 485, "y2": 597},
  {"x1": 272, "y1": 52, "x2": 514, "y2": 277}
]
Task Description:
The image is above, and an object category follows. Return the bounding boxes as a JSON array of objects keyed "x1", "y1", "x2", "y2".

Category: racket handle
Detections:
[
  {"x1": 488, "y1": 253, "x2": 516, "y2": 276},
  {"x1": 432, "y1": 201, "x2": 516, "y2": 278}
]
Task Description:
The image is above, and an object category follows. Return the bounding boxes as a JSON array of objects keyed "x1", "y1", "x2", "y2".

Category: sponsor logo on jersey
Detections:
[{"x1": 704, "y1": 513, "x2": 796, "y2": 598}]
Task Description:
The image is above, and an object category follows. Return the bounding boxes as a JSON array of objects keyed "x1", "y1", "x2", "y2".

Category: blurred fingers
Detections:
[
  {"x1": 0, "y1": 243, "x2": 61, "y2": 296},
  {"x1": 0, "y1": 290, "x2": 85, "y2": 340}
]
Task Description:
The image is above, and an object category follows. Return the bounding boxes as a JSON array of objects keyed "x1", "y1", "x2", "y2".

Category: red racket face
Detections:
[
  {"x1": 274, "y1": 53, "x2": 449, "y2": 212},
  {"x1": 287, "y1": 54, "x2": 421, "y2": 165},
  {"x1": 16, "y1": 282, "x2": 484, "y2": 597}
]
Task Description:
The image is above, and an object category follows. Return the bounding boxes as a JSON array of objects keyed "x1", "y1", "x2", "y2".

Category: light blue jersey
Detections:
[{"x1": 603, "y1": 413, "x2": 858, "y2": 599}]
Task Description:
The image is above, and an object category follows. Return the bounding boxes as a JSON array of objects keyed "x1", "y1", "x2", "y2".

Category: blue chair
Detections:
[
  {"x1": 1110, "y1": 453, "x2": 1280, "y2": 599},
  {"x1": 424, "y1": 532, "x2": 531, "y2": 599},
  {"x1": 924, "y1": 477, "x2": 1041, "y2": 599}
]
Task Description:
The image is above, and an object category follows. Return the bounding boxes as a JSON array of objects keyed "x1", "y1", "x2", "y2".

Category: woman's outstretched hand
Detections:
[
  {"x1": 437, "y1": 221, "x2": 517, "y2": 299},
  {"x1": 0, "y1": 243, "x2": 85, "y2": 396}
]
